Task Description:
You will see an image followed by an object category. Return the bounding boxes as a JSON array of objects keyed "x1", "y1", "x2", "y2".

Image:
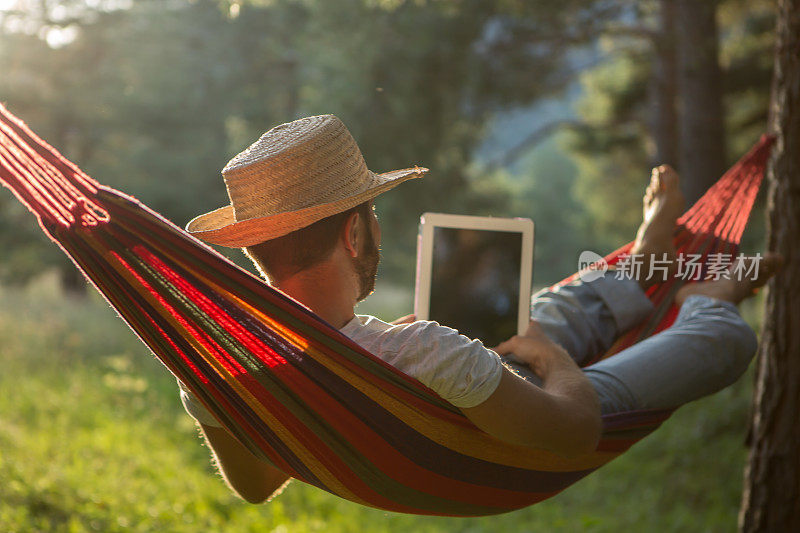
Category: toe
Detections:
[
  {"x1": 659, "y1": 164, "x2": 676, "y2": 175},
  {"x1": 652, "y1": 171, "x2": 664, "y2": 191},
  {"x1": 659, "y1": 165, "x2": 680, "y2": 189},
  {"x1": 649, "y1": 168, "x2": 660, "y2": 186}
]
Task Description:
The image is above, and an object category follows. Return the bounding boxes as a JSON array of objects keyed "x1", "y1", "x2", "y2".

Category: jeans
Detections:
[{"x1": 505, "y1": 273, "x2": 758, "y2": 415}]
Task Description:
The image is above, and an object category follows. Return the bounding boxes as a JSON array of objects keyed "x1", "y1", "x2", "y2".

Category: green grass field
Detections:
[{"x1": 0, "y1": 275, "x2": 761, "y2": 532}]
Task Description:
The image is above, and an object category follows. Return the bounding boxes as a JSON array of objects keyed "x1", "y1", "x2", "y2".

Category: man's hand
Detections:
[{"x1": 492, "y1": 321, "x2": 575, "y2": 378}]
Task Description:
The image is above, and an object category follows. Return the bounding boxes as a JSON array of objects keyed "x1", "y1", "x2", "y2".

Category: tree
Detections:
[
  {"x1": 675, "y1": 0, "x2": 726, "y2": 205},
  {"x1": 651, "y1": 0, "x2": 678, "y2": 166},
  {"x1": 739, "y1": 0, "x2": 800, "y2": 530}
]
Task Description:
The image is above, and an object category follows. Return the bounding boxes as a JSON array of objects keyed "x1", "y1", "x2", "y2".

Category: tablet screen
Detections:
[{"x1": 428, "y1": 227, "x2": 523, "y2": 347}]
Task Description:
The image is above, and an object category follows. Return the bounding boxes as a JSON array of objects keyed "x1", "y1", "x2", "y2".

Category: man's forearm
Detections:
[
  {"x1": 539, "y1": 353, "x2": 602, "y2": 453},
  {"x1": 492, "y1": 332, "x2": 603, "y2": 455},
  {"x1": 199, "y1": 423, "x2": 291, "y2": 504},
  {"x1": 540, "y1": 351, "x2": 600, "y2": 410}
]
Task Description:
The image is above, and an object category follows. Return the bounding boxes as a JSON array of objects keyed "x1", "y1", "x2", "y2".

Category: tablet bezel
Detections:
[{"x1": 414, "y1": 213, "x2": 534, "y2": 340}]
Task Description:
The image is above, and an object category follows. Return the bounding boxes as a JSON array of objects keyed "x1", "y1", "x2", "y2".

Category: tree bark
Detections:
[
  {"x1": 739, "y1": 0, "x2": 800, "y2": 531},
  {"x1": 674, "y1": 0, "x2": 726, "y2": 204},
  {"x1": 650, "y1": 0, "x2": 679, "y2": 167}
]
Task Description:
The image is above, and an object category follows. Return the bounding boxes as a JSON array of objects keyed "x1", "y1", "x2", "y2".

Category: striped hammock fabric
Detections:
[{"x1": 0, "y1": 103, "x2": 773, "y2": 516}]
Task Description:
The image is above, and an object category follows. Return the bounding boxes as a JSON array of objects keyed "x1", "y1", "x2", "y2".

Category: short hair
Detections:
[{"x1": 244, "y1": 201, "x2": 372, "y2": 282}]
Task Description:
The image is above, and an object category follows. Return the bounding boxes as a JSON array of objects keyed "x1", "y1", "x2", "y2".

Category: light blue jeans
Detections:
[{"x1": 506, "y1": 273, "x2": 758, "y2": 415}]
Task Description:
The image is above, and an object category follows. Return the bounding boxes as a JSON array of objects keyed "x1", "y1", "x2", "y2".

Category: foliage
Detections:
[
  {"x1": 0, "y1": 0, "x2": 777, "y2": 286},
  {"x1": 0, "y1": 0, "x2": 605, "y2": 285},
  {"x1": 488, "y1": 133, "x2": 597, "y2": 285}
]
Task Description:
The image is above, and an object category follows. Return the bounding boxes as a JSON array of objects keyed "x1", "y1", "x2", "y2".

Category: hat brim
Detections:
[{"x1": 186, "y1": 166, "x2": 427, "y2": 247}]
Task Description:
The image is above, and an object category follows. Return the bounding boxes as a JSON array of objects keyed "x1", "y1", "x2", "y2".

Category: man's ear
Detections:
[{"x1": 342, "y1": 211, "x2": 361, "y2": 258}]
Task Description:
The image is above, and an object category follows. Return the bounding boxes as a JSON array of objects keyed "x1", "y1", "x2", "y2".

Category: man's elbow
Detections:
[
  {"x1": 238, "y1": 490, "x2": 269, "y2": 505},
  {"x1": 559, "y1": 412, "x2": 602, "y2": 457},
  {"x1": 231, "y1": 482, "x2": 286, "y2": 505},
  {"x1": 233, "y1": 478, "x2": 291, "y2": 505}
]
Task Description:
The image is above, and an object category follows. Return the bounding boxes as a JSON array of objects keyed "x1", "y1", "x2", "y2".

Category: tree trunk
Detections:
[
  {"x1": 739, "y1": 0, "x2": 800, "y2": 530},
  {"x1": 650, "y1": 0, "x2": 679, "y2": 167},
  {"x1": 674, "y1": 0, "x2": 726, "y2": 204}
]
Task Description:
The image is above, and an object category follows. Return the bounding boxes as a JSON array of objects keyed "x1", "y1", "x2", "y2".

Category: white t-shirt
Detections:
[
  {"x1": 340, "y1": 315, "x2": 504, "y2": 408},
  {"x1": 179, "y1": 315, "x2": 504, "y2": 426}
]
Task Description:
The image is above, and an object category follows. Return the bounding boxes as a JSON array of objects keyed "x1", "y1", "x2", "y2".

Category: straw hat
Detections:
[{"x1": 186, "y1": 114, "x2": 427, "y2": 247}]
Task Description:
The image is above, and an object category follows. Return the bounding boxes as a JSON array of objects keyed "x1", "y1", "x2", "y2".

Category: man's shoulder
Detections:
[
  {"x1": 340, "y1": 314, "x2": 488, "y2": 361},
  {"x1": 342, "y1": 314, "x2": 462, "y2": 343}
]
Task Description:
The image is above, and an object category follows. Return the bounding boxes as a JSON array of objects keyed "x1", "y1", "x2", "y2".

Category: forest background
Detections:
[{"x1": 0, "y1": 0, "x2": 778, "y2": 531}]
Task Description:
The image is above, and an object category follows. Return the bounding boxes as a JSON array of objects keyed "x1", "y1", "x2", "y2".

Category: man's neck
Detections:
[{"x1": 273, "y1": 264, "x2": 357, "y2": 329}]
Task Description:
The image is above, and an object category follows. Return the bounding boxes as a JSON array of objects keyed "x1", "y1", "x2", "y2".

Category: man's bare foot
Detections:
[
  {"x1": 675, "y1": 253, "x2": 783, "y2": 306},
  {"x1": 629, "y1": 165, "x2": 685, "y2": 288}
]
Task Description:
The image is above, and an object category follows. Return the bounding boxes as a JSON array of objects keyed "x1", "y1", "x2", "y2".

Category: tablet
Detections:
[{"x1": 414, "y1": 213, "x2": 534, "y2": 347}]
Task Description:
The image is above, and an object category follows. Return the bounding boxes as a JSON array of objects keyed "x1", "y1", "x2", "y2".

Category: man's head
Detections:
[
  {"x1": 244, "y1": 200, "x2": 380, "y2": 301},
  {"x1": 186, "y1": 115, "x2": 426, "y2": 248},
  {"x1": 185, "y1": 115, "x2": 424, "y2": 314}
]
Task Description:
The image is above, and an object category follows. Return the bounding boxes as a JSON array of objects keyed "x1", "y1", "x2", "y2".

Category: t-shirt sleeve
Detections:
[{"x1": 390, "y1": 321, "x2": 504, "y2": 409}]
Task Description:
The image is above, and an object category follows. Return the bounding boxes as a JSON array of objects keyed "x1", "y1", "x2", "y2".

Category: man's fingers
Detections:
[
  {"x1": 496, "y1": 322, "x2": 551, "y2": 354},
  {"x1": 492, "y1": 336, "x2": 518, "y2": 355}
]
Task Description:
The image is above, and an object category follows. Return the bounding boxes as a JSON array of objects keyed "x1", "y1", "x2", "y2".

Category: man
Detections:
[{"x1": 179, "y1": 115, "x2": 780, "y2": 504}]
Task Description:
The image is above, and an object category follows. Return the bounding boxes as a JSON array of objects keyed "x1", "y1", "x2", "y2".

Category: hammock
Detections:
[{"x1": 0, "y1": 103, "x2": 773, "y2": 516}]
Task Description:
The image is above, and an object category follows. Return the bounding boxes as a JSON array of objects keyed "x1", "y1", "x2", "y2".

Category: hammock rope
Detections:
[{"x1": 0, "y1": 103, "x2": 773, "y2": 516}]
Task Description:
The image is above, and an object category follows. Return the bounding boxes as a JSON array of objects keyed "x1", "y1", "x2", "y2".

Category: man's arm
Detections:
[
  {"x1": 197, "y1": 423, "x2": 291, "y2": 504},
  {"x1": 178, "y1": 382, "x2": 290, "y2": 502},
  {"x1": 460, "y1": 323, "x2": 602, "y2": 457}
]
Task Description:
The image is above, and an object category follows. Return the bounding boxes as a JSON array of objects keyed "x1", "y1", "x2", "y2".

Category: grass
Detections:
[{"x1": 0, "y1": 274, "x2": 762, "y2": 532}]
